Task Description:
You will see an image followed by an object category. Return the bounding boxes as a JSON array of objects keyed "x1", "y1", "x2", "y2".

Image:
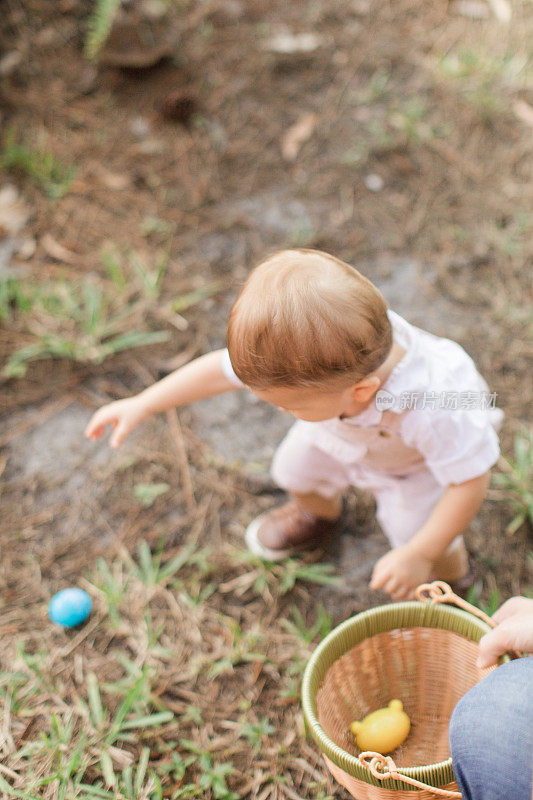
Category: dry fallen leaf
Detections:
[
  {"x1": 281, "y1": 112, "x2": 318, "y2": 161},
  {"x1": 265, "y1": 32, "x2": 323, "y2": 54},
  {"x1": 0, "y1": 184, "x2": 30, "y2": 236},
  {"x1": 93, "y1": 165, "x2": 131, "y2": 191},
  {"x1": 486, "y1": 0, "x2": 511, "y2": 22},
  {"x1": 0, "y1": 50, "x2": 22, "y2": 77},
  {"x1": 513, "y1": 100, "x2": 533, "y2": 128},
  {"x1": 16, "y1": 237, "x2": 36, "y2": 260},
  {"x1": 41, "y1": 233, "x2": 78, "y2": 264},
  {"x1": 450, "y1": 0, "x2": 489, "y2": 18}
]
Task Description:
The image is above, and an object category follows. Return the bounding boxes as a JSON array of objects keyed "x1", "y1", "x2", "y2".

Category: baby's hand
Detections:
[
  {"x1": 85, "y1": 397, "x2": 147, "y2": 449},
  {"x1": 477, "y1": 596, "x2": 533, "y2": 667},
  {"x1": 370, "y1": 544, "x2": 432, "y2": 601}
]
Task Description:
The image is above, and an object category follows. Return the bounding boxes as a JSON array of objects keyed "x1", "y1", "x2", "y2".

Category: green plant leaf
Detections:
[
  {"x1": 120, "y1": 711, "x2": 174, "y2": 730},
  {"x1": 87, "y1": 672, "x2": 105, "y2": 727},
  {"x1": 85, "y1": 0, "x2": 121, "y2": 58},
  {"x1": 133, "y1": 483, "x2": 170, "y2": 508}
]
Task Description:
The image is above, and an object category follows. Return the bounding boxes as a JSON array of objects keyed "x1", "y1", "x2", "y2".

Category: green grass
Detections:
[
  {"x1": 1, "y1": 277, "x2": 170, "y2": 377},
  {"x1": 1, "y1": 239, "x2": 225, "y2": 378},
  {"x1": 0, "y1": 127, "x2": 76, "y2": 199},
  {"x1": 492, "y1": 429, "x2": 533, "y2": 534},
  {"x1": 171, "y1": 281, "x2": 225, "y2": 314},
  {"x1": 435, "y1": 48, "x2": 529, "y2": 119},
  {"x1": 3, "y1": 665, "x2": 173, "y2": 798},
  {"x1": 232, "y1": 548, "x2": 343, "y2": 598},
  {"x1": 3, "y1": 513, "x2": 520, "y2": 800},
  {"x1": 134, "y1": 482, "x2": 171, "y2": 508},
  {"x1": 280, "y1": 604, "x2": 332, "y2": 645},
  {"x1": 239, "y1": 716, "x2": 275, "y2": 753},
  {"x1": 437, "y1": 49, "x2": 528, "y2": 87},
  {"x1": 490, "y1": 212, "x2": 532, "y2": 258},
  {"x1": 208, "y1": 619, "x2": 265, "y2": 678},
  {"x1": 84, "y1": 0, "x2": 121, "y2": 59},
  {"x1": 2, "y1": 536, "x2": 258, "y2": 798},
  {"x1": 465, "y1": 584, "x2": 502, "y2": 616},
  {"x1": 132, "y1": 539, "x2": 201, "y2": 587},
  {"x1": 173, "y1": 742, "x2": 238, "y2": 800},
  {"x1": 141, "y1": 216, "x2": 174, "y2": 237},
  {"x1": 351, "y1": 69, "x2": 391, "y2": 105},
  {"x1": 0, "y1": 243, "x2": 174, "y2": 377}
]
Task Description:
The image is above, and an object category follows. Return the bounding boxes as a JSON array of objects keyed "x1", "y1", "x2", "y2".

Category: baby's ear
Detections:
[{"x1": 352, "y1": 375, "x2": 381, "y2": 402}]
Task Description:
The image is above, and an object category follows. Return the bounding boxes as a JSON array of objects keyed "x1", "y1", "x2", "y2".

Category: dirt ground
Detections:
[{"x1": 0, "y1": 0, "x2": 532, "y2": 798}]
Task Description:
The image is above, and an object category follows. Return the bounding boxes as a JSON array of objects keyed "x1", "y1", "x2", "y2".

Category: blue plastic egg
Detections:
[{"x1": 48, "y1": 588, "x2": 92, "y2": 628}]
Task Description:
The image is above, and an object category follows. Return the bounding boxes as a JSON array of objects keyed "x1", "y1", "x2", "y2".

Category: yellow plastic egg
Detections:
[{"x1": 350, "y1": 700, "x2": 411, "y2": 754}]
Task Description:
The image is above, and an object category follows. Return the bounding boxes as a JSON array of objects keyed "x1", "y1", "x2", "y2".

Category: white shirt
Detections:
[{"x1": 221, "y1": 310, "x2": 502, "y2": 486}]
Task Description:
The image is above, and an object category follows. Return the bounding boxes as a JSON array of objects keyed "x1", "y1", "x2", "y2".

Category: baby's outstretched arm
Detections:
[
  {"x1": 370, "y1": 470, "x2": 491, "y2": 600},
  {"x1": 85, "y1": 349, "x2": 238, "y2": 448}
]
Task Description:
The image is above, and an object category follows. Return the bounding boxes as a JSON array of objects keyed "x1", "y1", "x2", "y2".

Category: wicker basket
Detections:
[{"x1": 302, "y1": 582, "x2": 508, "y2": 799}]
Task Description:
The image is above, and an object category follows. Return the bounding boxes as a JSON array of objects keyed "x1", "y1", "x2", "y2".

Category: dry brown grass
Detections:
[{"x1": 1, "y1": 0, "x2": 532, "y2": 796}]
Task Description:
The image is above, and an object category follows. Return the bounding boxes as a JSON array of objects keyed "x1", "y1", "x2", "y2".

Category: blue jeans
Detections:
[{"x1": 449, "y1": 658, "x2": 533, "y2": 800}]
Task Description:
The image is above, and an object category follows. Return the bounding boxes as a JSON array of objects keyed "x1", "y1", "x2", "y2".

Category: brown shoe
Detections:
[{"x1": 245, "y1": 500, "x2": 339, "y2": 561}]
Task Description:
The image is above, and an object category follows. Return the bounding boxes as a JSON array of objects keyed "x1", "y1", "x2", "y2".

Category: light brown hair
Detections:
[{"x1": 227, "y1": 249, "x2": 392, "y2": 389}]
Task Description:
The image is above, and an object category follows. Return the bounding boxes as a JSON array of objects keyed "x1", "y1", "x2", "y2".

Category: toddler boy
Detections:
[{"x1": 86, "y1": 249, "x2": 502, "y2": 600}]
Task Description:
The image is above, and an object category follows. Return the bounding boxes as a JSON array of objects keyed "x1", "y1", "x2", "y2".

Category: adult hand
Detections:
[
  {"x1": 370, "y1": 543, "x2": 433, "y2": 601},
  {"x1": 477, "y1": 596, "x2": 533, "y2": 668},
  {"x1": 85, "y1": 397, "x2": 148, "y2": 449}
]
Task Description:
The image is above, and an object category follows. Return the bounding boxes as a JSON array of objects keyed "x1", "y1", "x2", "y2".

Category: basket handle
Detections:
[
  {"x1": 415, "y1": 580, "x2": 495, "y2": 626},
  {"x1": 359, "y1": 752, "x2": 462, "y2": 797},
  {"x1": 415, "y1": 580, "x2": 521, "y2": 660}
]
